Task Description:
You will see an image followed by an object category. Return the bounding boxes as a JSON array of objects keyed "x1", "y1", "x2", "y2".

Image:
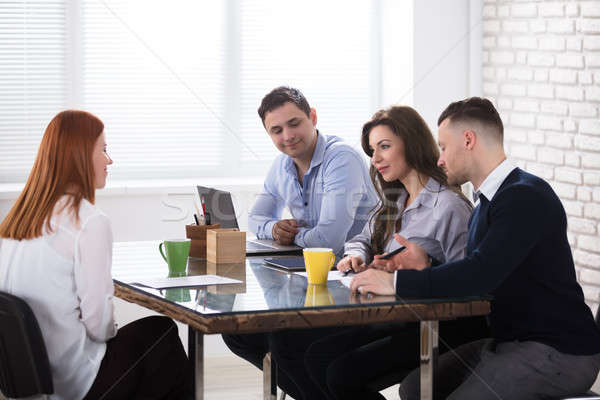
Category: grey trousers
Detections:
[{"x1": 399, "y1": 338, "x2": 600, "y2": 400}]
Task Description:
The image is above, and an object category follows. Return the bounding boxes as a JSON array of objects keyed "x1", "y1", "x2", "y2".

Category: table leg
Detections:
[
  {"x1": 263, "y1": 352, "x2": 277, "y2": 400},
  {"x1": 188, "y1": 327, "x2": 204, "y2": 400},
  {"x1": 419, "y1": 320, "x2": 439, "y2": 400}
]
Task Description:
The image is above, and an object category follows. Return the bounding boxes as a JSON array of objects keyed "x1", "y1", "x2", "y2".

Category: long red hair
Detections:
[{"x1": 0, "y1": 110, "x2": 104, "y2": 240}]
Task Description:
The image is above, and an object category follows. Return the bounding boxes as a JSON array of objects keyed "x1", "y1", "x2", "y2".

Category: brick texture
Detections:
[{"x1": 483, "y1": 0, "x2": 600, "y2": 308}]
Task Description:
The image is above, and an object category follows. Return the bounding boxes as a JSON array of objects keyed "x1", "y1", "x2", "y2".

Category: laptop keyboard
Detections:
[{"x1": 246, "y1": 241, "x2": 277, "y2": 251}]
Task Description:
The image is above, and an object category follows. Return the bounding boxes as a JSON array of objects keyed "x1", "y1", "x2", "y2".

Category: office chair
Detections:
[{"x1": 0, "y1": 291, "x2": 53, "y2": 399}]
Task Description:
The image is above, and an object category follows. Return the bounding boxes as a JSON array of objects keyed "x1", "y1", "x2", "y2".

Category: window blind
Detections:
[
  {"x1": 1, "y1": 1, "x2": 391, "y2": 183},
  {"x1": 0, "y1": 1, "x2": 67, "y2": 183},
  {"x1": 81, "y1": 0, "x2": 226, "y2": 180},
  {"x1": 239, "y1": 0, "x2": 379, "y2": 162}
]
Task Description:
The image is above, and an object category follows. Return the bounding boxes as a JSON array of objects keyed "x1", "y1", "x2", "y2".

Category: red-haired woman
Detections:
[{"x1": 0, "y1": 110, "x2": 191, "y2": 400}]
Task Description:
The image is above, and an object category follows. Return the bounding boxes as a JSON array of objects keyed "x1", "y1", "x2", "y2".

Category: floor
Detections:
[{"x1": 203, "y1": 354, "x2": 399, "y2": 400}]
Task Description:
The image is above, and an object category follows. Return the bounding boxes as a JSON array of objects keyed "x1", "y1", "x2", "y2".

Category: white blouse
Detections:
[{"x1": 0, "y1": 196, "x2": 117, "y2": 400}]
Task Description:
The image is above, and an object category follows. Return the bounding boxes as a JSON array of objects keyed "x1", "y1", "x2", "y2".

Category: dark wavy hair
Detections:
[{"x1": 361, "y1": 106, "x2": 468, "y2": 254}]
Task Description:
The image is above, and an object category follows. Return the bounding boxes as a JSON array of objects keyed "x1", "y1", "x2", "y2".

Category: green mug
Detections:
[{"x1": 159, "y1": 239, "x2": 191, "y2": 275}]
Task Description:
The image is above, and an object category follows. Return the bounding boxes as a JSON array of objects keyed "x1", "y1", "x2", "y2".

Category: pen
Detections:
[
  {"x1": 200, "y1": 195, "x2": 206, "y2": 215},
  {"x1": 343, "y1": 267, "x2": 354, "y2": 276},
  {"x1": 204, "y1": 212, "x2": 211, "y2": 225},
  {"x1": 194, "y1": 202, "x2": 202, "y2": 219},
  {"x1": 379, "y1": 245, "x2": 407, "y2": 260},
  {"x1": 193, "y1": 214, "x2": 200, "y2": 225}
]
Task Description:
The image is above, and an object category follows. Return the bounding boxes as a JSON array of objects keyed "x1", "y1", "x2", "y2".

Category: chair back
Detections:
[{"x1": 0, "y1": 291, "x2": 53, "y2": 398}]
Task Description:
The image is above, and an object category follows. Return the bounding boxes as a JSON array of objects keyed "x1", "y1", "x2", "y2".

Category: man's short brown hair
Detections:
[
  {"x1": 258, "y1": 86, "x2": 311, "y2": 126},
  {"x1": 438, "y1": 97, "x2": 503, "y2": 139}
]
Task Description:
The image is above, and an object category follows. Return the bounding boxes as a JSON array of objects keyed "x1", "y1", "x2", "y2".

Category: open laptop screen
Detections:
[{"x1": 196, "y1": 186, "x2": 239, "y2": 229}]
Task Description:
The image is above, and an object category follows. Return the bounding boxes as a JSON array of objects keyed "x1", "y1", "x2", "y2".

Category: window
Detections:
[
  {"x1": 0, "y1": 1, "x2": 67, "y2": 182},
  {"x1": 0, "y1": 0, "x2": 411, "y2": 183}
]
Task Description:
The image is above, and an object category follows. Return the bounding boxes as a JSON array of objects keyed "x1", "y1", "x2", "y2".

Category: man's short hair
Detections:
[
  {"x1": 438, "y1": 97, "x2": 504, "y2": 139},
  {"x1": 258, "y1": 86, "x2": 311, "y2": 126}
]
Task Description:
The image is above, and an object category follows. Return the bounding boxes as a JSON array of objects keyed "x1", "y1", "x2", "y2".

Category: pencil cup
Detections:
[
  {"x1": 206, "y1": 228, "x2": 246, "y2": 263},
  {"x1": 185, "y1": 224, "x2": 221, "y2": 258}
]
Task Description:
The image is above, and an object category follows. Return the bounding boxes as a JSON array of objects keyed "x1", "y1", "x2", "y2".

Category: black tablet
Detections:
[{"x1": 263, "y1": 257, "x2": 305, "y2": 271}]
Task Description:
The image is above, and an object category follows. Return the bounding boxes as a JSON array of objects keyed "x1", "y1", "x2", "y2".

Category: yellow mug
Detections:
[
  {"x1": 303, "y1": 248, "x2": 335, "y2": 285},
  {"x1": 304, "y1": 284, "x2": 335, "y2": 306}
]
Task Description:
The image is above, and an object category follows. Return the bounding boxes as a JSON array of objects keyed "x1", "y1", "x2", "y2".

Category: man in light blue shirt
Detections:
[
  {"x1": 224, "y1": 86, "x2": 376, "y2": 399},
  {"x1": 250, "y1": 86, "x2": 376, "y2": 256}
]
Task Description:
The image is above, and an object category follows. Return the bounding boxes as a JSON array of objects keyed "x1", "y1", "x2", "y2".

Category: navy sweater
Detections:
[{"x1": 396, "y1": 168, "x2": 600, "y2": 355}]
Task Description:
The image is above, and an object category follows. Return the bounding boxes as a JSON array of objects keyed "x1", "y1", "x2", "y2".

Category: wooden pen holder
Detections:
[
  {"x1": 185, "y1": 224, "x2": 221, "y2": 258},
  {"x1": 206, "y1": 228, "x2": 246, "y2": 263}
]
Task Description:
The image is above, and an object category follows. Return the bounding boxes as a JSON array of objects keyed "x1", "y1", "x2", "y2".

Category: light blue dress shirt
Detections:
[{"x1": 249, "y1": 132, "x2": 377, "y2": 256}]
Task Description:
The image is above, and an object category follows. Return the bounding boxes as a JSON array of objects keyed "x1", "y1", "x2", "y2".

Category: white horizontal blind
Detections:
[
  {"x1": 81, "y1": 0, "x2": 226, "y2": 180},
  {"x1": 239, "y1": 0, "x2": 378, "y2": 162},
  {"x1": 1, "y1": 1, "x2": 388, "y2": 183},
  {"x1": 0, "y1": 1, "x2": 67, "y2": 183}
]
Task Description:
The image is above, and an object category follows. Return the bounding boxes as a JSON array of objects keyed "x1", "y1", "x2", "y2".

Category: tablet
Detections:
[{"x1": 263, "y1": 257, "x2": 305, "y2": 271}]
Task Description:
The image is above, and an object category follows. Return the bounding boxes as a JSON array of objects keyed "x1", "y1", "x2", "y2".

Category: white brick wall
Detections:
[{"x1": 483, "y1": 0, "x2": 600, "y2": 309}]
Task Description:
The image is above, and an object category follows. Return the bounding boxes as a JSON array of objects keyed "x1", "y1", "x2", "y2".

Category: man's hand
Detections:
[
  {"x1": 370, "y1": 234, "x2": 431, "y2": 271},
  {"x1": 336, "y1": 255, "x2": 367, "y2": 274},
  {"x1": 349, "y1": 268, "x2": 395, "y2": 296},
  {"x1": 272, "y1": 219, "x2": 300, "y2": 245},
  {"x1": 349, "y1": 291, "x2": 397, "y2": 304}
]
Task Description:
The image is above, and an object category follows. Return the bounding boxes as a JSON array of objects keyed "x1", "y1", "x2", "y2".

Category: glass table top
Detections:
[{"x1": 112, "y1": 241, "x2": 488, "y2": 317}]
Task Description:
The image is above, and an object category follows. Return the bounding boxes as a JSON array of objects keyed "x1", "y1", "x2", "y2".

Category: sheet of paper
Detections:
[
  {"x1": 129, "y1": 274, "x2": 242, "y2": 289},
  {"x1": 295, "y1": 270, "x2": 354, "y2": 287}
]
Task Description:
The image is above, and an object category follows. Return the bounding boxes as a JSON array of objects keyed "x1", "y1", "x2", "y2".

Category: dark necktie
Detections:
[{"x1": 467, "y1": 193, "x2": 490, "y2": 256}]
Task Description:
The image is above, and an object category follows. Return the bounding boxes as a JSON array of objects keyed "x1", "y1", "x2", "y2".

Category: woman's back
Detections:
[{"x1": 0, "y1": 196, "x2": 115, "y2": 400}]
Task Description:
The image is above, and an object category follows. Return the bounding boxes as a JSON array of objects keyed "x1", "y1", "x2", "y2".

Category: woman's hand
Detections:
[{"x1": 336, "y1": 255, "x2": 366, "y2": 274}]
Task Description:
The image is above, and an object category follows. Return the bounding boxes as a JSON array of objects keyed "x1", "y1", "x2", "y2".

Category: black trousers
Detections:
[
  {"x1": 304, "y1": 317, "x2": 490, "y2": 400},
  {"x1": 84, "y1": 316, "x2": 193, "y2": 400},
  {"x1": 305, "y1": 323, "x2": 410, "y2": 400},
  {"x1": 222, "y1": 327, "x2": 338, "y2": 400}
]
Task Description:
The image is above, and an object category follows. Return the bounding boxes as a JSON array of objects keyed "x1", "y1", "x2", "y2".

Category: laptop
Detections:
[{"x1": 196, "y1": 185, "x2": 303, "y2": 255}]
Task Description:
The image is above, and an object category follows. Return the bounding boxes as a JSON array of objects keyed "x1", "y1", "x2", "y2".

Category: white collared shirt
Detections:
[
  {"x1": 474, "y1": 158, "x2": 517, "y2": 204},
  {"x1": 0, "y1": 196, "x2": 116, "y2": 400}
]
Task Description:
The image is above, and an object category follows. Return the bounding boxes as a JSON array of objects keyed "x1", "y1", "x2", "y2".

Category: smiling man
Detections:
[
  {"x1": 248, "y1": 86, "x2": 376, "y2": 256},
  {"x1": 224, "y1": 87, "x2": 376, "y2": 400}
]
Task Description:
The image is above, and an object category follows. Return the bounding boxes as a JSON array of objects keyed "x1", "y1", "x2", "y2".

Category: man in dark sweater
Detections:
[{"x1": 350, "y1": 97, "x2": 600, "y2": 399}]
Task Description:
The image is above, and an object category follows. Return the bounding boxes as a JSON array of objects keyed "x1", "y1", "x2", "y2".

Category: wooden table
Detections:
[{"x1": 112, "y1": 241, "x2": 490, "y2": 400}]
